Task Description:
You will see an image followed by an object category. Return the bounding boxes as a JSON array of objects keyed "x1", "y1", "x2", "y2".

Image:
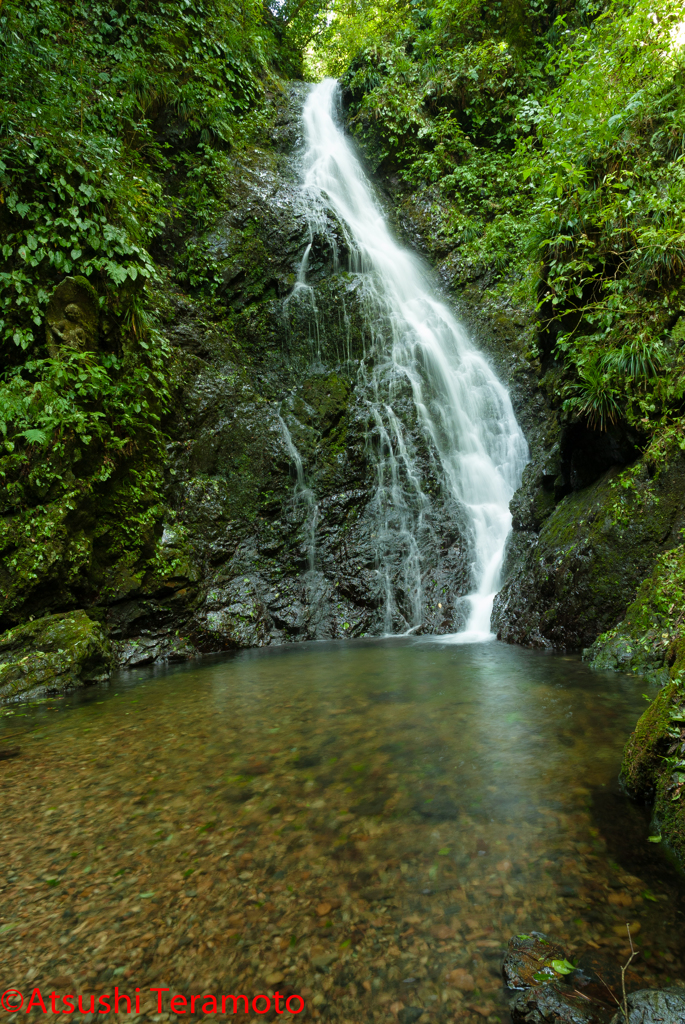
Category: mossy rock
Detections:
[
  {"x1": 621, "y1": 681, "x2": 678, "y2": 796},
  {"x1": 653, "y1": 768, "x2": 685, "y2": 869},
  {"x1": 621, "y1": 678, "x2": 685, "y2": 865},
  {"x1": 299, "y1": 372, "x2": 351, "y2": 433},
  {"x1": 494, "y1": 454, "x2": 685, "y2": 649},
  {"x1": 588, "y1": 545, "x2": 685, "y2": 681},
  {"x1": 0, "y1": 610, "x2": 112, "y2": 702}
]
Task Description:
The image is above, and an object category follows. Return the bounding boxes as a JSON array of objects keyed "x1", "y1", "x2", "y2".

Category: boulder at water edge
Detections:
[
  {"x1": 504, "y1": 932, "x2": 644, "y2": 1024},
  {"x1": 609, "y1": 987, "x2": 685, "y2": 1024},
  {"x1": 0, "y1": 611, "x2": 112, "y2": 701},
  {"x1": 510, "y1": 980, "x2": 614, "y2": 1024},
  {"x1": 620, "y1": 679, "x2": 685, "y2": 866}
]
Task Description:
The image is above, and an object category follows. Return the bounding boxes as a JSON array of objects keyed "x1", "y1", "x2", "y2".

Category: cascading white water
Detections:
[
  {"x1": 298, "y1": 78, "x2": 529, "y2": 641},
  {"x1": 276, "y1": 412, "x2": 318, "y2": 571}
]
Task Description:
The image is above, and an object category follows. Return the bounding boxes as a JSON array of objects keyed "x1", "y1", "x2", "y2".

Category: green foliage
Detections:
[
  {"x1": 0, "y1": 0, "x2": 326, "y2": 622},
  {"x1": 0, "y1": 347, "x2": 169, "y2": 476},
  {"x1": 550, "y1": 959, "x2": 575, "y2": 975},
  {"x1": 562, "y1": 360, "x2": 621, "y2": 430},
  {"x1": 308, "y1": 0, "x2": 685, "y2": 440},
  {"x1": 520, "y1": 0, "x2": 685, "y2": 433},
  {"x1": 0, "y1": 0, "x2": 280, "y2": 361}
]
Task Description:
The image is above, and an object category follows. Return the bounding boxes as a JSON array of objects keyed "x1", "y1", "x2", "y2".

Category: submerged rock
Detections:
[
  {"x1": 0, "y1": 611, "x2": 112, "y2": 701},
  {"x1": 570, "y1": 950, "x2": 637, "y2": 1006},
  {"x1": 503, "y1": 932, "x2": 569, "y2": 990}
]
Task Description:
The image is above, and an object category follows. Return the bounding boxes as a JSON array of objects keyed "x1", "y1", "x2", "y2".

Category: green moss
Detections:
[
  {"x1": 301, "y1": 373, "x2": 351, "y2": 432},
  {"x1": 655, "y1": 768, "x2": 685, "y2": 865},
  {"x1": 0, "y1": 610, "x2": 111, "y2": 701},
  {"x1": 532, "y1": 486, "x2": 556, "y2": 525},
  {"x1": 621, "y1": 676, "x2": 685, "y2": 865},
  {"x1": 622, "y1": 681, "x2": 677, "y2": 795},
  {"x1": 0, "y1": 451, "x2": 168, "y2": 624},
  {"x1": 589, "y1": 544, "x2": 685, "y2": 680}
]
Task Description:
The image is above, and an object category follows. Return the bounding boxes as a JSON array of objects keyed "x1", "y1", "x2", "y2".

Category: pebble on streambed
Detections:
[{"x1": 2, "y1": 658, "x2": 685, "y2": 1024}]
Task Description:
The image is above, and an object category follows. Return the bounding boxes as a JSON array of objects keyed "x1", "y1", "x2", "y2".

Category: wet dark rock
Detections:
[
  {"x1": 114, "y1": 632, "x2": 196, "y2": 667},
  {"x1": 398, "y1": 1008, "x2": 424, "y2": 1024},
  {"x1": 493, "y1": 456, "x2": 685, "y2": 649},
  {"x1": 559, "y1": 423, "x2": 641, "y2": 495},
  {"x1": 511, "y1": 981, "x2": 614, "y2": 1024},
  {"x1": 608, "y1": 987, "x2": 685, "y2": 1024},
  {"x1": 503, "y1": 932, "x2": 568, "y2": 991},
  {"x1": 569, "y1": 951, "x2": 639, "y2": 1006}
]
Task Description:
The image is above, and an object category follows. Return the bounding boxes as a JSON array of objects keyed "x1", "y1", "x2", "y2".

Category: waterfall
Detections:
[
  {"x1": 276, "y1": 412, "x2": 318, "y2": 571},
  {"x1": 298, "y1": 78, "x2": 529, "y2": 641}
]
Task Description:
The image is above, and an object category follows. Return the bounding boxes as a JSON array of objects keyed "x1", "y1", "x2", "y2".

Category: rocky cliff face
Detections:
[
  {"x1": 3, "y1": 82, "x2": 681, "y2": 680},
  {"x1": 2, "y1": 82, "x2": 490, "y2": 676},
  {"x1": 104, "y1": 83, "x2": 482, "y2": 666},
  {"x1": 493, "y1": 454, "x2": 685, "y2": 650}
]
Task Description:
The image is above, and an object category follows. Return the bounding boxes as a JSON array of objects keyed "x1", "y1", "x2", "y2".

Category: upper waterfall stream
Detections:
[{"x1": 295, "y1": 78, "x2": 529, "y2": 640}]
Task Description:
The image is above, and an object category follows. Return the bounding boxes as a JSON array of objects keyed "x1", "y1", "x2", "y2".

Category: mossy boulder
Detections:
[
  {"x1": 493, "y1": 455, "x2": 685, "y2": 649},
  {"x1": 622, "y1": 681, "x2": 679, "y2": 795},
  {"x1": 620, "y1": 678, "x2": 685, "y2": 865},
  {"x1": 587, "y1": 545, "x2": 685, "y2": 681},
  {"x1": 0, "y1": 610, "x2": 112, "y2": 701}
]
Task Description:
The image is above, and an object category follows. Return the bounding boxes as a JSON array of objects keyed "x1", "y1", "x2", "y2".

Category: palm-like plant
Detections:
[
  {"x1": 562, "y1": 361, "x2": 622, "y2": 430},
  {"x1": 600, "y1": 337, "x2": 661, "y2": 379}
]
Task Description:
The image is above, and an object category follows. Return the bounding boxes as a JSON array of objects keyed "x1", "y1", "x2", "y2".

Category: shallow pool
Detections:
[{"x1": 1, "y1": 638, "x2": 683, "y2": 1022}]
